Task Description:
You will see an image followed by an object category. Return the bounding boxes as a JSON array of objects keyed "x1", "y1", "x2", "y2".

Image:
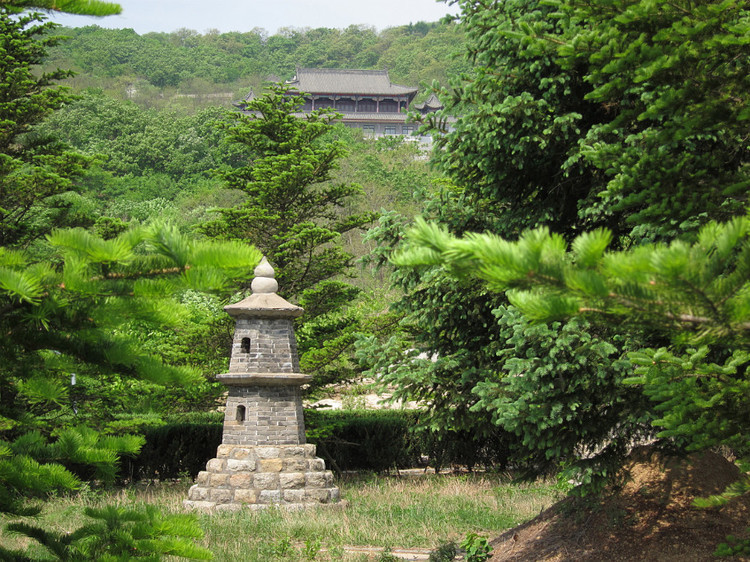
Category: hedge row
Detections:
[{"x1": 119, "y1": 409, "x2": 511, "y2": 481}]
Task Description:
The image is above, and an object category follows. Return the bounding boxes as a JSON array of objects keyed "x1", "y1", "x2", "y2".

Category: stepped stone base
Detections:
[{"x1": 183, "y1": 444, "x2": 340, "y2": 512}]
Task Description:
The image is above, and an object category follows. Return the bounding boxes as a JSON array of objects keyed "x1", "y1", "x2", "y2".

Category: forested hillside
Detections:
[
  {"x1": 43, "y1": 22, "x2": 467, "y2": 108},
  {"x1": 21, "y1": 20, "x2": 452, "y2": 418}
]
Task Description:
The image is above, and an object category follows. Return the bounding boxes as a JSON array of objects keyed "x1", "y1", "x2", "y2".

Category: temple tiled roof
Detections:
[
  {"x1": 286, "y1": 68, "x2": 418, "y2": 97},
  {"x1": 413, "y1": 93, "x2": 443, "y2": 111}
]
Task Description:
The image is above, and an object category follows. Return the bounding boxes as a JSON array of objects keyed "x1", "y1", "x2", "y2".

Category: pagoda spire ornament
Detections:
[{"x1": 184, "y1": 258, "x2": 340, "y2": 511}]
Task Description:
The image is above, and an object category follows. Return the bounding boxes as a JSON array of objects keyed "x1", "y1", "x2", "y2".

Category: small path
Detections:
[{"x1": 336, "y1": 545, "x2": 439, "y2": 560}]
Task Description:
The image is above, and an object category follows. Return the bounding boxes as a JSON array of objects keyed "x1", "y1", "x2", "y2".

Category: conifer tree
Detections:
[
  {"x1": 397, "y1": 214, "x2": 750, "y2": 499},
  {"x1": 201, "y1": 85, "x2": 376, "y2": 390},
  {"x1": 361, "y1": 0, "x2": 748, "y2": 487},
  {"x1": 0, "y1": 3, "x2": 243, "y2": 558},
  {"x1": 0, "y1": 8, "x2": 91, "y2": 247}
]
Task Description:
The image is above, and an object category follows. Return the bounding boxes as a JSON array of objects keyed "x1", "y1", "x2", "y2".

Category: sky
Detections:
[{"x1": 47, "y1": 0, "x2": 458, "y2": 35}]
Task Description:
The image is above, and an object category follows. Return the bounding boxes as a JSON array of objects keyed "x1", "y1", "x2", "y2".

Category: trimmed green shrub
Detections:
[
  {"x1": 306, "y1": 409, "x2": 422, "y2": 473},
  {"x1": 120, "y1": 421, "x2": 223, "y2": 481},
  {"x1": 120, "y1": 409, "x2": 510, "y2": 480}
]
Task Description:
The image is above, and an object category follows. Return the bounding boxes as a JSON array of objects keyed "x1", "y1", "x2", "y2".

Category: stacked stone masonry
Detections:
[
  {"x1": 229, "y1": 318, "x2": 300, "y2": 373},
  {"x1": 184, "y1": 444, "x2": 340, "y2": 512},
  {"x1": 223, "y1": 385, "x2": 305, "y2": 446}
]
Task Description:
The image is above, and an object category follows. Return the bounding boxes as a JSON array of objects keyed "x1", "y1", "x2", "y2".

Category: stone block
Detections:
[
  {"x1": 253, "y1": 472, "x2": 279, "y2": 489},
  {"x1": 206, "y1": 458, "x2": 226, "y2": 472},
  {"x1": 307, "y1": 459, "x2": 325, "y2": 471},
  {"x1": 216, "y1": 444, "x2": 233, "y2": 458},
  {"x1": 329, "y1": 487, "x2": 341, "y2": 502},
  {"x1": 304, "y1": 444, "x2": 317, "y2": 457},
  {"x1": 215, "y1": 503, "x2": 242, "y2": 512},
  {"x1": 227, "y1": 459, "x2": 256, "y2": 472},
  {"x1": 255, "y1": 446, "x2": 281, "y2": 459},
  {"x1": 259, "y1": 490, "x2": 281, "y2": 503},
  {"x1": 209, "y1": 488, "x2": 232, "y2": 503},
  {"x1": 259, "y1": 459, "x2": 283, "y2": 472},
  {"x1": 305, "y1": 472, "x2": 330, "y2": 488},
  {"x1": 305, "y1": 489, "x2": 331, "y2": 503},
  {"x1": 187, "y1": 485, "x2": 209, "y2": 501},
  {"x1": 209, "y1": 473, "x2": 230, "y2": 487},
  {"x1": 282, "y1": 489, "x2": 306, "y2": 503},
  {"x1": 183, "y1": 500, "x2": 215, "y2": 512},
  {"x1": 229, "y1": 473, "x2": 253, "y2": 488},
  {"x1": 195, "y1": 471, "x2": 209, "y2": 485},
  {"x1": 279, "y1": 473, "x2": 305, "y2": 489},
  {"x1": 229, "y1": 447, "x2": 254, "y2": 460},
  {"x1": 284, "y1": 459, "x2": 307, "y2": 472},
  {"x1": 282, "y1": 446, "x2": 306, "y2": 458},
  {"x1": 234, "y1": 488, "x2": 259, "y2": 504}
]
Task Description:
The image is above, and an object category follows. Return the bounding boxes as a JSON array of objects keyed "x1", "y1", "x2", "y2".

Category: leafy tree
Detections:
[
  {"x1": 3, "y1": 504, "x2": 213, "y2": 560},
  {"x1": 1, "y1": 223, "x2": 261, "y2": 513},
  {"x1": 202, "y1": 84, "x2": 374, "y2": 296},
  {"x1": 551, "y1": 0, "x2": 749, "y2": 241},
  {"x1": 358, "y1": 0, "x2": 632, "y2": 482}
]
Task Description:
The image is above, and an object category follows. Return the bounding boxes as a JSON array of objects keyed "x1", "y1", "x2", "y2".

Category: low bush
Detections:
[{"x1": 120, "y1": 409, "x2": 510, "y2": 480}]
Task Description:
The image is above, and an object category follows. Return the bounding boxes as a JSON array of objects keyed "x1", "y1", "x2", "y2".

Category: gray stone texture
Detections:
[
  {"x1": 228, "y1": 318, "x2": 300, "y2": 374},
  {"x1": 222, "y1": 385, "x2": 305, "y2": 446},
  {"x1": 184, "y1": 260, "x2": 340, "y2": 511},
  {"x1": 184, "y1": 444, "x2": 339, "y2": 512}
]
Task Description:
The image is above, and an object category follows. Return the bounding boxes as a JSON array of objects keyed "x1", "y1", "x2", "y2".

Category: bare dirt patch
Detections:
[{"x1": 490, "y1": 447, "x2": 750, "y2": 561}]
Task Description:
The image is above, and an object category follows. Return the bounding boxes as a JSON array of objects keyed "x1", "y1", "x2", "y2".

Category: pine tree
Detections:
[
  {"x1": 201, "y1": 84, "x2": 376, "y2": 391},
  {"x1": 361, "y1": 0, "x2": 748, "y2": 488},
  {"x1": 0, "y1": 4, "x2": 247, "y2": 559},
  {"x1": 0, "y1": 224, "x2": 261, "y2": 515},
  {"x1": 397, "y1": 214, "x2": 750, "y2": 498}
]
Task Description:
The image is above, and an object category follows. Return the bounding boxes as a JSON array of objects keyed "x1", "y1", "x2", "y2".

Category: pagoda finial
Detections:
[{"x1": 251, "y1": 257, "x2": 278, "y2": 294}]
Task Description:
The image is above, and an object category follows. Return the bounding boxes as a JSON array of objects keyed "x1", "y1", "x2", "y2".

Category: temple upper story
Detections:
[
  {"x1": 237, "y1": 68, "x2": 446, "y2": 138},
  {"x1": 286, "y1": 68, "x2": 419, "y2": 115}
]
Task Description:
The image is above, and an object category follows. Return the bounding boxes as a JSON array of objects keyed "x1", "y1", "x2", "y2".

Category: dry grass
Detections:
[{"x1": 2, "y1": 473, "x2": 564, "y2": 561}]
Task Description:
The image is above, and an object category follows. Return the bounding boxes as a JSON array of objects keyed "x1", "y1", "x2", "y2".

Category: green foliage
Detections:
[
  {"x1": 398, "y1": 216, "x2": 750, "y2": 347},
  {"x1": 1, "y1": 504, "x2": 212, "y2": 560},
  {"x1": 376, "y1": 548, "x2": 400, "y2": 562},
  {"x1": 119, "y1": 409, "x2": 511, "y2": 479},
  {"x1": 0, "y1": 223, "x2": 260, "y2": 512},
  {"x1": 552, "y1": 0, "x2": 749, "y2": 240},
  {"x1": 714, "y1": 530, "x2": 750, "y2": 557},
  {"x1": 120, "y1": 420, "x2": 223, "y2": 481},
  {"x1": 201, "y1": 85, "x2": 376, "y2": 391},
  {"x1": 364, "y1": 0, "x2": 748, "y2": 498},
  {"x1": 399, "y1": 216, "x2": 750, "y2": 497},
  {"x1": 44, "y1": 22, "x2": 467, "y2": 95},
  {"x1": 0, "y1": 9, "x2": 92, "y2": 247},
  {"x1": 459, "y1": 532, "x2": 492, "y2": 562},
  {"x1": 42, "y1": 92, "x2": 232, "y2": 183},
  {"x1": 201, "y1": 84, "x2": 374, "y2": 296},
  {"x1": 7, "y1": 0, "x2": 121, "y2": 16}
]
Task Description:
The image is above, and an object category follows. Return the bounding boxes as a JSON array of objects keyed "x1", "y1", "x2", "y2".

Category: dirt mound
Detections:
[{"x1": 490, "y1": 447, "x2": 750, "y2": 561}]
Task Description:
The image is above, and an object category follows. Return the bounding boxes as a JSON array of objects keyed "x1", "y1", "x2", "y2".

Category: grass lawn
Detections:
[{"x1": 3, "y1": 472, "x2": 564, "y2": 561}]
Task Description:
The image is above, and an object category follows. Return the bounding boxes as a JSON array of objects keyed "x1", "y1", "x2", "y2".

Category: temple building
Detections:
[{"x1": 238, "y1": 68, "x2": 444, "y2": 137}]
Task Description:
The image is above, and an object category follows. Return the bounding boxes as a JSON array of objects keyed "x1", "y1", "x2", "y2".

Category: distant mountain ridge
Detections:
[{"x1": 44, "y1": 22, "x2": 467, "y2": 108}]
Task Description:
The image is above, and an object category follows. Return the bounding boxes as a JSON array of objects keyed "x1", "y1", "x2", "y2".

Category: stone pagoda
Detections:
[{"x1": 184, "y1": 258, "x2": 340, "y2": 511}]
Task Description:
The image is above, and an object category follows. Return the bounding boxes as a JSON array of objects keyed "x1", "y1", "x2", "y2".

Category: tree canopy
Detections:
[{"x1": 359, "y1": 0, "x2": 749, "y2": 491}]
